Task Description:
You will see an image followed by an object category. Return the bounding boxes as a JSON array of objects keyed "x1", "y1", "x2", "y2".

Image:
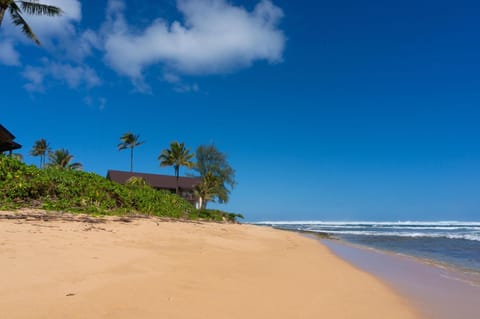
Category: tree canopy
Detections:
[
  {"x1": 30, "y1": 138, "x2": 50, "y2": 168},
  {"x1": 194, "y1": 144, "x2": 236, "y2": 208},
  {"x1": 158, "y1": 141, "x2": 194, "y2": 195},
  {"x1": 48, "y1": 148, "x2": 82, "y2": 171},
  {"x1": 118, "y1": 132, "x2": 144, "y2": 172}
]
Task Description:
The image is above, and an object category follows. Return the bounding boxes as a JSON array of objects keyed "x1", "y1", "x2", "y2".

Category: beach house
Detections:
[
  {"x1": 0, "y1": 124, "x2": 22, "y2": 154},
  {"x1": 106, "y1": 170, "x2": 201, "y2": 207}
]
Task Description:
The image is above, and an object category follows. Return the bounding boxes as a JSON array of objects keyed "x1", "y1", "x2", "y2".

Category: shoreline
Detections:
[
  {"x1": 322, "y1": 235, "x2": 480, "y2": 286},
  {"x1": 321, "y1": 238, "x2": 480, "y2": 319},
  {"x1": 0, "y1": 210, "x2": 421, "y2": 319}
]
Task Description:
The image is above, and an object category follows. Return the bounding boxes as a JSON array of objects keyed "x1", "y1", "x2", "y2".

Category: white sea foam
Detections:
[
  {"x1": 305, "y1": 230, "x2": 480, "y2": 242},
  {"x1": 253, "y1": 221, "x2": 480, "y2": 242},
  {"x1": 255, "y1": 221, "x2": 480, "y2": 226}
]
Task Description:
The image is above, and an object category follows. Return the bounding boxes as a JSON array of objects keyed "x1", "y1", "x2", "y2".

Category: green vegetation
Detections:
[
  {"x1": 190, "y1": 209, "x2": 244, "y2": 223},
  {"x1": 118, "y1": 132, "x2": 144, "y2": 172},
  {"x1": 0, "y1": 155, "x2": 242, "y2": 222},
  {"x1": 194, "y1": 144, "x2": 236, "y2": 209},
  {"x1": 159, "y1": 141, "x2": 194, "y2": 195},
  {"x1": 125, "y1": 176, "x2": 148, "y2": 187},
  {"x1": 0, "y1": 0, "x2": 62, "y2": 45},
  {"x1": 30, "y1": 138, "x2": 50, "y2": 168},
  {"x1": 47, "y1": 148, "x2": 82, "y2": 170}
]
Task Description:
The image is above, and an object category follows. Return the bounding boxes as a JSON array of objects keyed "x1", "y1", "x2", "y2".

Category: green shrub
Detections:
[
  {"x1": 0, "y1": 155, "x2": 193, "y2": 217},
  {"x1": 0, "y1": 155, "x2": 242, "y2": 222},
  {"x1": 189, "y1": 209, "x2": 244, "y2": 222}
]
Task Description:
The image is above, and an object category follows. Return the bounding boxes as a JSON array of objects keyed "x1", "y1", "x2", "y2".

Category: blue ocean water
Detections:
[{"x1": 254, "y1": 221, "x2": 480, "y2": 273}]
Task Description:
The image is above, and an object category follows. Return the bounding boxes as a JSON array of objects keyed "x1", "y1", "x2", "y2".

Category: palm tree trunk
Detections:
[
  {"x1": 130, "y1": 147, "x2": 133, "y2": 172},
  {"x1": 175, "y1": 166, "x2": 179, "y2": 195},
  {"x1": 0, "y1": 6, "x2": 6, "y2": 26}
]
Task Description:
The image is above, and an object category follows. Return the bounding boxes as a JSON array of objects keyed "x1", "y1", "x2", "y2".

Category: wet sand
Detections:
[
  {"x1": 322, "y1": 239, "x2": 480, "y2": 319},
  {"x1": 1, "y1": 210, "x2": 422, "y2": 319}
]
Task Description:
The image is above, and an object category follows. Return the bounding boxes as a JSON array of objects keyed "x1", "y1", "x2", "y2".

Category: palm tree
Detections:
[
  {"x1": 118, "y1": 132, "x2": 144, "y2": 172},
  {"x1": 0, "y1": 1, "x2": 62, "y2": 45},
  {"x1": 48, "y1": 148, "x2": 82, "y2": 170},
  {"x1": 30, "y1": 138, "x2": 50, "y2": 168},
  {"x1": 158, "y1": 141, "x2": 194, "y2": 195},
  {"x1": 194, "y1": 172, "x2": 221, "y2": 209}
]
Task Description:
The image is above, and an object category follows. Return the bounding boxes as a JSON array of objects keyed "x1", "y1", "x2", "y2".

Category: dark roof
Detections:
[
  {"x1": 106, "y1": 170, "x2": 201, "y2": 190},
  {"x1": 0, "y1": 124, "x2": 22, "y2": 152}
]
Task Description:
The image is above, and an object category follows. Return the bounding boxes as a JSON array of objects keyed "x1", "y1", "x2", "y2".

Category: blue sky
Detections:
[{"x1": 1, "y1": 0, "x2": 480, "y2": 221}]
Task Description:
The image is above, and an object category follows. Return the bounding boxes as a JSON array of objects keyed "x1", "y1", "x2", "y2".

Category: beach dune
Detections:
[{"x1": 0, "y1": 211, "x2": 421, "y2": 319}]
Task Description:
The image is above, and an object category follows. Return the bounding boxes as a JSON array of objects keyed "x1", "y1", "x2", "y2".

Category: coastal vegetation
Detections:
[
  {"x1": 1, "y1": 129, "x2": 241, "y2": 221},
  {"x1": 194, "y1": 144, "x2": 236, "y2": 209},
  {"x1": 30, "y1": 138, "x2": 50, "y2": 168},
  {"x1": 118, "y1": 132, "x2": 144, "y2": 172},
  {"x1": 47, "y1": 148, "x2": 82, "y2": 170},
  {"x1": 0, "y1": 155, "x2": 243, "y2": 222},
  {"x1": 0, "y1": 0, "x2": 62, "y2": 45},
  {"x1": 158, "y1": 141, "x2": 194, "y2": 195}
]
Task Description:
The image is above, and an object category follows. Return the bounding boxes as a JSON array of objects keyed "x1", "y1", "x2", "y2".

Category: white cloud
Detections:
[
  {"x1": 22, "y1": 0, "x2": 81, "y2": 39},
  {"x1": 84, "y1": 96, "x2": 107, "y2": 110},
  {"x1": 1, "y1": 0, "x2": 82, "y2": 47},
  {"x1": 163, "y1": 72, "x2": 199, "y2": 93},
  {"x1": 173, "y1": 82, "x2": 199, "y2": 93},
  {"x1": 0, "y1": 0, "x2": 96, "y2": 64},
  {"x1": 22, "y1": 66, "x2": 46, "y2": 92},
  {"x1": 1, "y1": 0, "x2": 286, "y2": 93},
  {"x1": 0, "y1": 40, "x2": 21, "y2": 66},
  {"x1": 22, "y1": 59, "x2": 101, "y2": 92},
  {"x1": 0, "y1": 0, "x2": 102, "y2": 93},
  {"x1": 23, "y1": 0, "x2": 97, "y2": 62},
  {"x1": 163, "y1": 72, "x2": 181, "y2": 84},
  {"x1": 103, "y1": 0, "x2": 285, "y2": 80}
]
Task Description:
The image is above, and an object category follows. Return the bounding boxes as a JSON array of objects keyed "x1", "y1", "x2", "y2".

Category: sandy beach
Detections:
[{"x1": 0, "y1": 210, "x2": 421, "y2": 319}]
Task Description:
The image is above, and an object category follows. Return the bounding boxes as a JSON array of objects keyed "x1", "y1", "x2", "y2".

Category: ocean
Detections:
[{"x1": 254, "y1": 221, "x2": 480, "y2": 273}]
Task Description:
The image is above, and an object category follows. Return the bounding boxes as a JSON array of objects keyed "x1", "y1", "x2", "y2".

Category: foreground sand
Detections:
[{"x1": 0, "y1": 210, "x2": 421, "y2": 319}]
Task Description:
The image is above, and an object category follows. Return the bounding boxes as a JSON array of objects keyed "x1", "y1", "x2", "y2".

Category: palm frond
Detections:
[
  {"x1": 9, "y1": 2, "x2": 39, "y2": 45},
  {"x1": 117, "y1": 142, "x2": 129, "y2": 150},
  {"x1": 20, "y1": 1, "x2": 62, "y2": 16}
]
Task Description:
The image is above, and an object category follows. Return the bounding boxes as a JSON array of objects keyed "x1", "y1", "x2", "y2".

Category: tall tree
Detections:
[
  {"x1": 30, "y1": 138, "x2": 50, "y2": 168},
  {"x1": 194, "y1": 171, "x2": 221, "y2": 210},
  {"x1": 118, "y1": 132, "x2": 144, "y2": 172},
  {"x1": 194, "y1": 144, "x2": 236, "y2": 208},
  {"x1": 158, "y1": 141, "x2": 194, "y2": 195},
  {"x1": 0, "y1": 0, "x2": 62, "y2": 45},
  {"x1": 48, "y1": 148, "x2": 82, "y2": 170}
]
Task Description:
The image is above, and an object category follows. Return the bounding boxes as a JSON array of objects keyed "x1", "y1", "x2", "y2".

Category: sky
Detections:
[{"x1": 1, "y1": 0, "x2": 480, "y2": 221}]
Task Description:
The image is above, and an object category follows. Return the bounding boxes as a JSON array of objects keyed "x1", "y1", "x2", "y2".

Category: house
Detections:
[
  {"x1": 0, "y1": 124, "x2": 22, "y2": 154},
  {"x1": 106, "y1": 170, "x2": 201, "y2": 207}
]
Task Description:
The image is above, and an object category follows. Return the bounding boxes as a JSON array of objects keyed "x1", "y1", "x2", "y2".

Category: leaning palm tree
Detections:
[
  {"x1": 0, "y1": 1, "x2": 62, "y2": 45},
  {"x1": 118, "y1": 132, "x2": 144, "y2": 172},
  {"x1": 30, "y1": 138, "x2": 50, "y2": 168},
  {"x1": 158, "y1": 141, "x2": 194, "y2": 195},
  {"x1": 48, "y1": 148, "x2": 82, "y2": 170}
]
